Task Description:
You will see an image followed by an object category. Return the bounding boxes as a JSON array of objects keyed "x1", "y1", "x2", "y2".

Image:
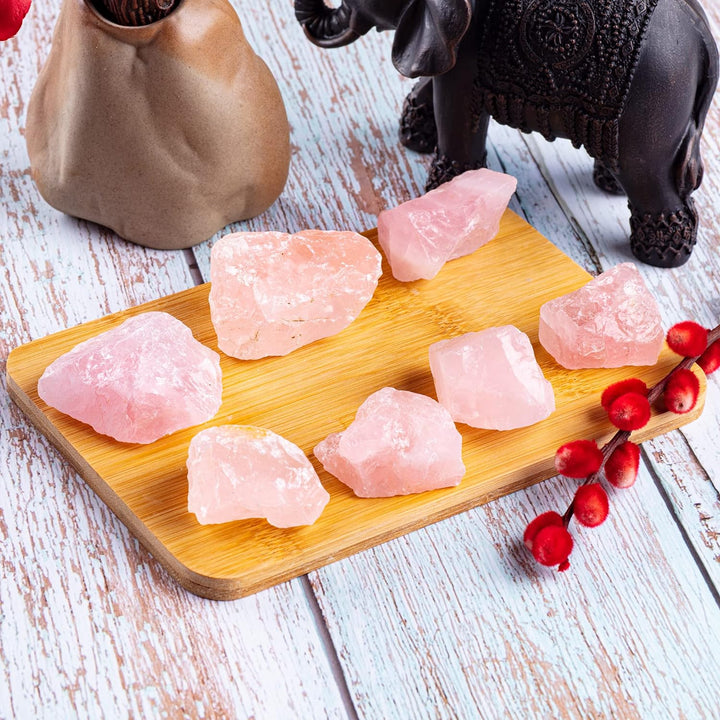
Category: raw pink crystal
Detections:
[
  {"x1": 539, "y1": 263, "x2": 664, "y2": 369},
  {"x1": 187, "y1": 425, "x2": 329, "y2": 527},
  {"x1": 429, "y1": 326, "x2": 555, "y2": 430},
  {"x1": 37, "y1": 311, "x2": 223, "y2": 443},
  {"x1": 377, "y1": 168, "x2": 517, "y2": 281},
  {"x1": 313, "y1": 387, "x2": 465, "y2": 498},
  {"x1": 210, "y1": 230, "x2": 382, "y2": 359}
]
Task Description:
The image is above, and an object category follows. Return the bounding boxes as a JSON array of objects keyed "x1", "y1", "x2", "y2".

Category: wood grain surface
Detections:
[
  {"x1": 7, "y1": 218, "x2": 705, "y2": 599},
  {"x1": 1, "y1": 0, "x2": 719, "y2": 717}
]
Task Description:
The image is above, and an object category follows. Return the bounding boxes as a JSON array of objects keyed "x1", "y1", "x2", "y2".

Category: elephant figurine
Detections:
[{"x1": 294, "y1": 0, "x2": 718, "y2": 268}]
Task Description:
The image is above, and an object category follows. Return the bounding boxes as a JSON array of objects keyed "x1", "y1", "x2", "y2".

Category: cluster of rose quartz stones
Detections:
[{"x1": 38, "y1": 169, "x2": 684, "y2": 534}]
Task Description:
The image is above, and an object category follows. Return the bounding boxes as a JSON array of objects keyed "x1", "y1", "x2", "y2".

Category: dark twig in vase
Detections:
[{"x1": 93, "y1": 0, "x2": 180, "y2": 26}]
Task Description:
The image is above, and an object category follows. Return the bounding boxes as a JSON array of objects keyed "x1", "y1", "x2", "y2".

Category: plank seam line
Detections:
[
  {"x1": 513, "y1": 133, "x2": 604, "y2": 275},
  {"x1": 182, "y1": 247, "x2": 205, "y2": 286},
  {"x1": 643, "y1": 442, "x2": 720, "y2": 608},
  {"x1": 300, "y1": 575, "x2": 361, "y2": 720},
  {"x1": 677, "y1": 427, "x2": 720, "y2": 498}
]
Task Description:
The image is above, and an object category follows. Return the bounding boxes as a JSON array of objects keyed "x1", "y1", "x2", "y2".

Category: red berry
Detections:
[
  {"x1": 523, "y1": 511, "x2": 563, "y2": 551},
  {"x1": 698, "y1": 339, "x2": 720, "y2": 375},
  {"x1": 0, "y1": 0, "x2": 31, "y2": 41},
  {"x1": 607, "y1": 392, "x2": 651, "y2": 431},
  {"x1": 605, "y1": 441, "x2": 640, "y2": 488},
  {"x1": 666, "y1": 321, "x2": 708, "y2": 358},
  {"x1": 530, "y1": 525, "x2": 574, "y2": 567},
  {"x1": 600, "y1": 378, "x2": 648, "y2": 412},
  {"x1": 555, "y1": 440, "x2": 604, "y2": 478},
  {"x1": 664, "y1": 368, "x2": 700, "y2": 414},
  {"x1": 573, "y1": 483, "x2": 609, "y2": 527}
]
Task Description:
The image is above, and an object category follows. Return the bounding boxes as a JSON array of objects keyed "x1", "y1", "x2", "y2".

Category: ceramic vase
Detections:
[{"x1": 26, "y1": 0, "x2": 290, "y2": 249}]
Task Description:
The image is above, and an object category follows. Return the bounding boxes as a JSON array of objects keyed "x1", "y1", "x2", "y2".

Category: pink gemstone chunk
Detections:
[
  {"x1": 377, "y1": 168, "x2": 517, "y2": 281},
  {"x1": 314, "y1": 387, "x2": 465, "y2": 498},
  {"x1": 210, "y1": 230, "x2": 382, "y2": 359},
  {"x1": 429, "y1": 326, "x2": 555, "y2": 430},
  {"x1": 38, "y1": 311, "x2": 223, "y2": 443},
  {"x1": 539, "y1": 263, "x2": 664, "y2": 369},
  {"x1": 187, "y1": 425, "x2": 329, "y2": 528}
]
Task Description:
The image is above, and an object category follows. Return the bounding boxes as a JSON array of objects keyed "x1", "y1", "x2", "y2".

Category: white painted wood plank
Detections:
[
  {"x1": 519, "y1": 126, "x2": 720, "y2": 585},
  {"x1": 311, "y1": 464, "x2": 720, "y2": 719},
  {"x1": 516, "y1": 92, "x2": 720, "y2": 588},
  {"x1": 4, "y1": 0, "x2": 720, "y2": 717},
  {"x1": 305, "y1": 127, "x2": 720, "y2": 713},
  {"x1": 484, "y1": 0, "x2": 720, "y2": 578},
  {"x1": 221, "y1": 2, "x2": 720, "y2": 716},
  {"x1": 191, "y1": 4, "x2": 430, "y2": 274},
  {"x1": 1, "y1": 2, "x2": 348, "y2": 716}
]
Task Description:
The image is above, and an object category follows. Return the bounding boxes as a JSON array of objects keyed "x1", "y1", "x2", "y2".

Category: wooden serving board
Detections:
[{"x1": 6, "y1": 211, "x2": 706, "y2": 599}]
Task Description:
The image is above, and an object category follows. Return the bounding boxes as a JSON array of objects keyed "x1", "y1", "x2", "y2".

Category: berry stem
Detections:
[
  {"x1": 562, "y1": 322, "x2": 720, "y2": 528},
  {"x1": 562, "y1": 431, "x2": 629, "y2": 526},
  {"x1": 646, "y1": 322, "x2": 719, "y2": 404}
]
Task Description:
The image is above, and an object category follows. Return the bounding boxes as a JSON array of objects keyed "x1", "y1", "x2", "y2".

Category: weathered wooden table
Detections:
[{"x1": 2, "y1": 1, "x2": 720, "y2": 717}]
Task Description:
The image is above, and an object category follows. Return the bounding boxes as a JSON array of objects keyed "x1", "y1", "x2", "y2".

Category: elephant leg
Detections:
[
  {"x1": 615, "y1": 0, "x2": 717, "y2": 267},
  {"x1": 616, "y1": 122, "x2": 701, "y2": 267},
  {"x1": 425, "y1": 11, "x2": 488, "y2": 190},
  {"x1": 618, "y1": 139, "x2": 700, "y2": 268},
  {"x1": 399, "y1": 78, "x2": 437, "y2": 154},
  {"x1": 426, "y1": 111, "x2": 490, "y2": 190},
  {"x1": 593, "y1": 159, "x2": 625, "y2": 196},
  {"x1": 627, "y1": 202, "x2": 698, "y2": 268}
]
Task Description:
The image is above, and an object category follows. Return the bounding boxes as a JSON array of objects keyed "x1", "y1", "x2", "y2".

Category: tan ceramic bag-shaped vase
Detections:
[{"x1": 26, "y1": 0, "x2": 290, "y2": 249}]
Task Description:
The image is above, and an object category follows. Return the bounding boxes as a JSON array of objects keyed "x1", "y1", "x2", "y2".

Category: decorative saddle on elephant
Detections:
[{"x1": 475, "y1": 0, "x2": 660, "y2": 168}]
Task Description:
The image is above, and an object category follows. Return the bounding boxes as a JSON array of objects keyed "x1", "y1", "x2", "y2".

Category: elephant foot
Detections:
[
  {"x1": 629, "y1": 201, "x2": 698, "y2": 268},
  {"x1": 426, "y1": 153, "x2": 487, "y2": 191},
  {"x1": 399, "y1": 83, "x2": 437, "y2": 155},
  {"x1": 593, "y1": 159, "x2": 625, "y2": 195}
]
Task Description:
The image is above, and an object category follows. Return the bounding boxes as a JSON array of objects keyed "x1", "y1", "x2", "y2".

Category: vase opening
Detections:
[{"x1": 86, "y1": 0, "x2": 184, "y2": 27}]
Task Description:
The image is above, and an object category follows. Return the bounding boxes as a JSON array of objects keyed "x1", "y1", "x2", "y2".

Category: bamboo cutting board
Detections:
[{"x1": 6, "y1": 211, "x2": 706, "y2": 599}]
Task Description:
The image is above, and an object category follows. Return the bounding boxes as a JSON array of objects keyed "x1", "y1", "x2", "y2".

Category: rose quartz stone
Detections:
[
  {"x1": 429, "y1": 326, "x2": 555, "y2": 430},
  {"x1": 314, "y1": 387, "x2": 465, "y2": 497},
  {"x1": 37, "y1": 311, "x2": 223, "y2": 443},
  {"x1": 377, "y1": 168, "x2": 517, "y2": 281},
  {"x1": 210, "y1": 230, "x2": 382, "y2": 359},
  {"x1": 187, "y1": 425, "x2": 329, "y2": 527},
  {"x1": 539, "y1": 263, "x2": 664, "y2": 369}
]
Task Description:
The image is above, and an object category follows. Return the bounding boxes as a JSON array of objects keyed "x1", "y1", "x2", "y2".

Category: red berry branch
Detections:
[
  {"x1": 525, "y1": 321, "x2": 720, "y2": 572},
  {"x1": 0, "y1": 0, "x2": 31, "y2": 41}
]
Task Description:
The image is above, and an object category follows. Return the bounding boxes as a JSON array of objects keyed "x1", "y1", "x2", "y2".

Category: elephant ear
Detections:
[{"x1": 391, "y1": 0, "x2": 472, "y2": 78}]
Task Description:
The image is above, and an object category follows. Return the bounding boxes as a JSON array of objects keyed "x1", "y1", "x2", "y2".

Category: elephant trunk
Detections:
[{"x1": 294, "y1": 0, "x2": 364, "y2": 48}]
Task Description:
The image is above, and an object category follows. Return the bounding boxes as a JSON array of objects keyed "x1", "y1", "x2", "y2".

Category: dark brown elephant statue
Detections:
[{"x1": 295, "y1": 0, "x2": 718, "y2": 268}]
